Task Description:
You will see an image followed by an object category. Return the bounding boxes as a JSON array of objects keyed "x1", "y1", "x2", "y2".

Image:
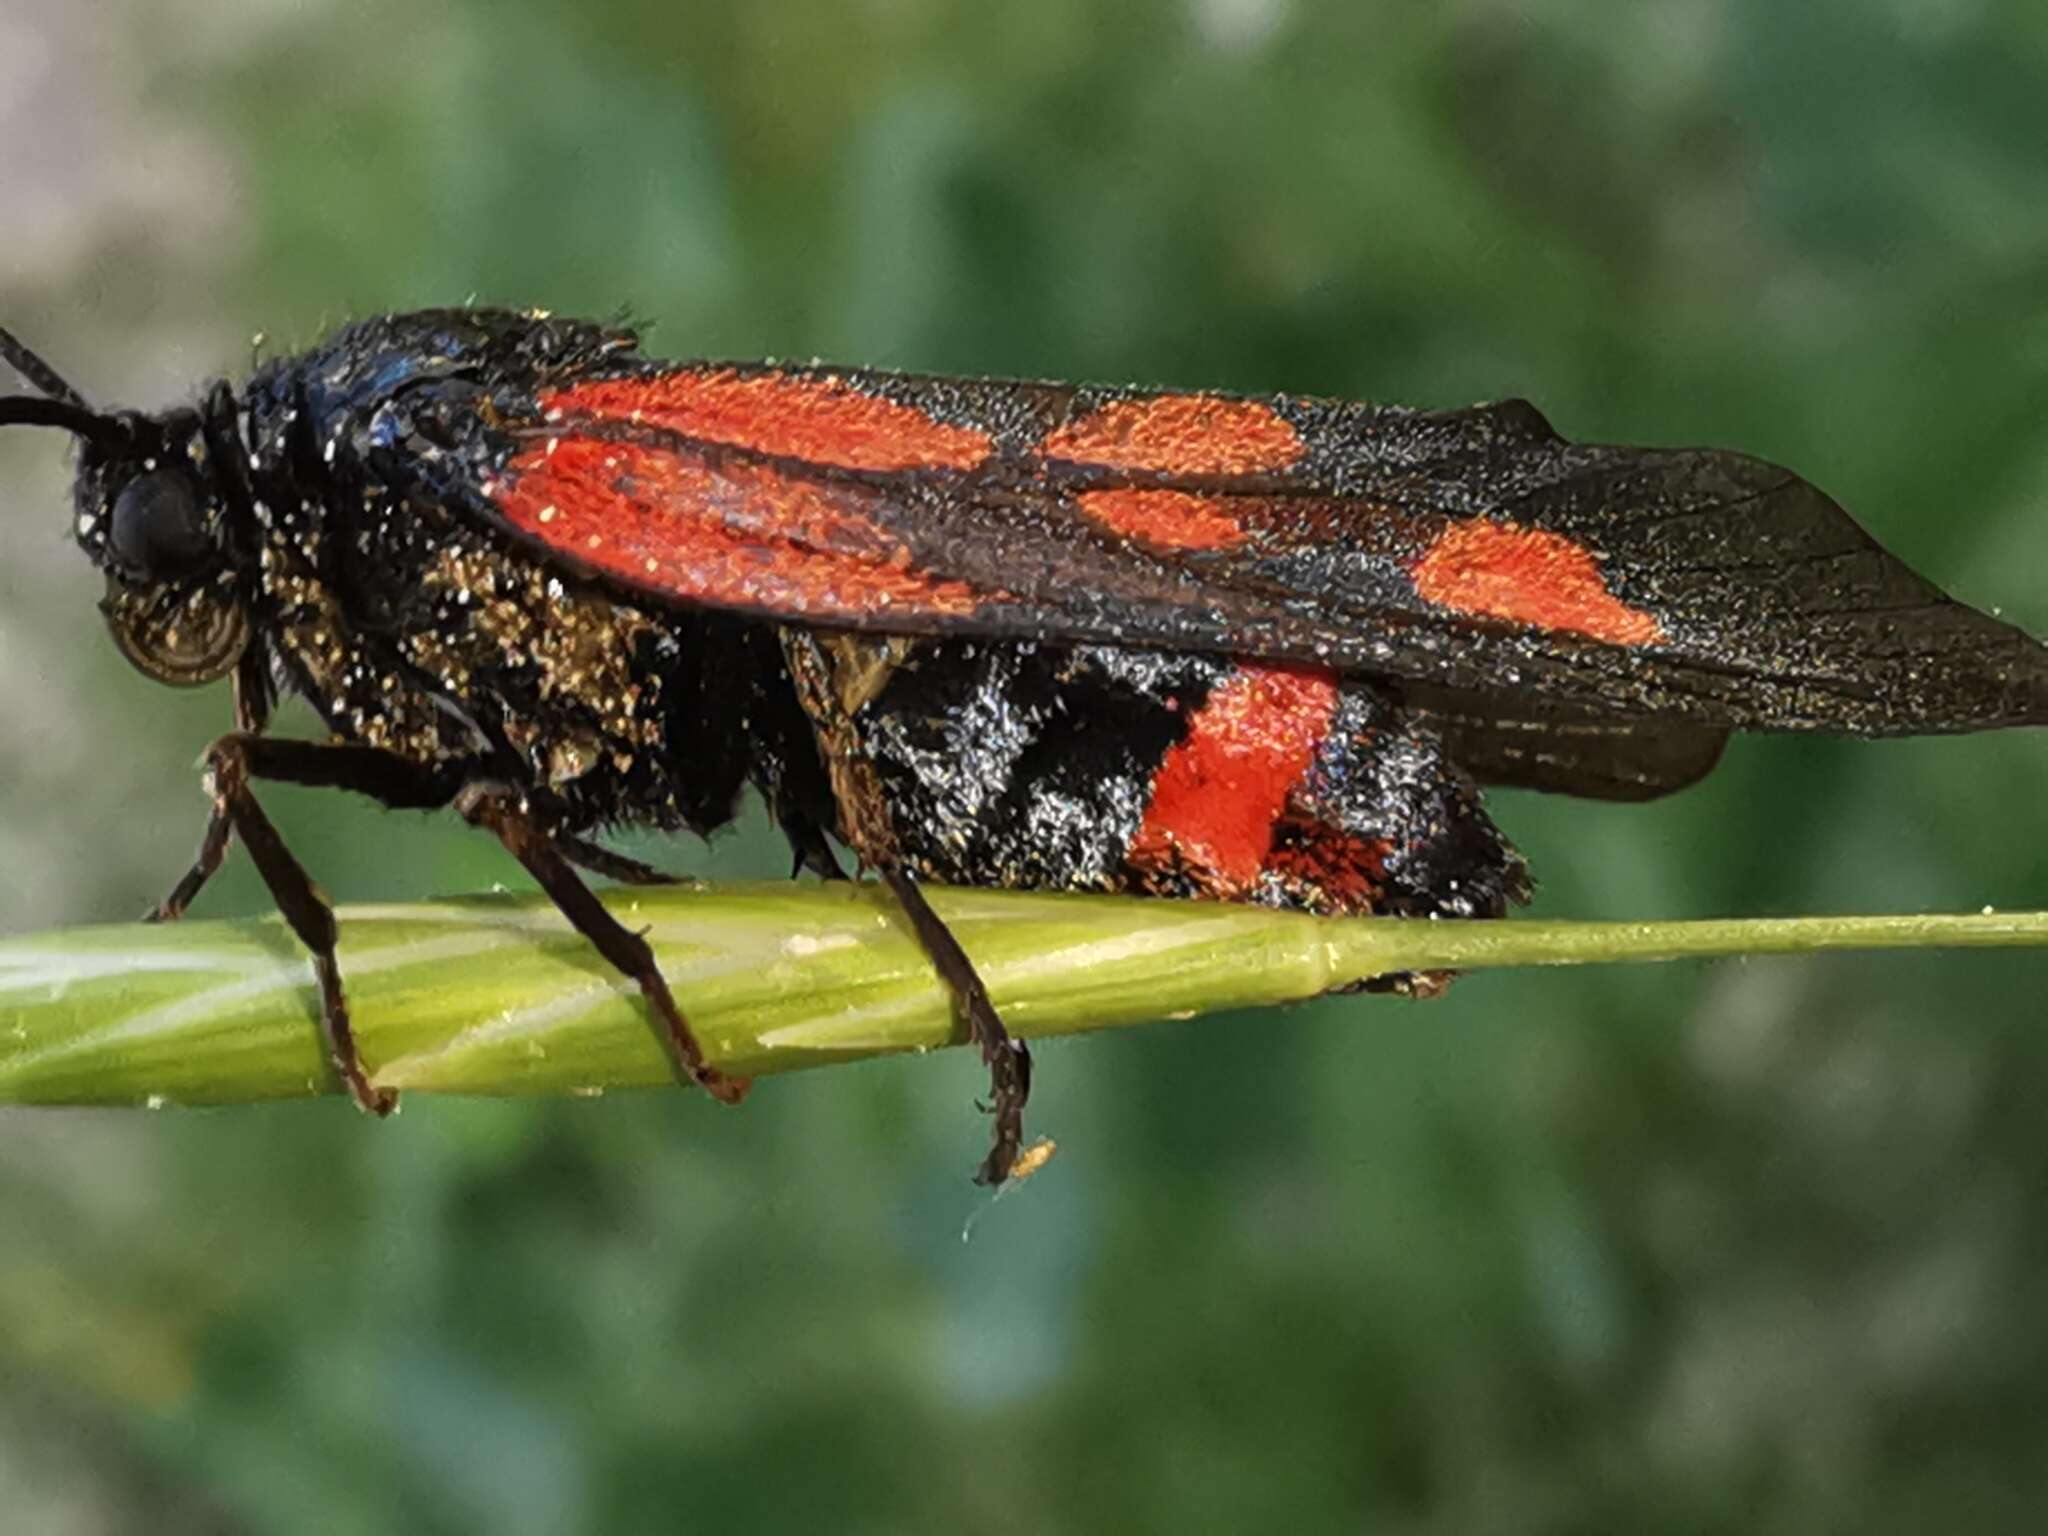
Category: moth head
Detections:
[{"x1": 2, "y1": 325, "x2": 250, "y2": 688}]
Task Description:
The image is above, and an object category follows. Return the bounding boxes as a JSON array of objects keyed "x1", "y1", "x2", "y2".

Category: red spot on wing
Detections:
[
  {"x1": 1076, "y1": 489, "x2": 1250, "y2": 550},
  {"x1": 540, "y1": 369, "x2": 993, "y2": 473},
  {"x1": 494, "y1": 436, "x2": 990, "y2": 618},
  {"x1": 1410, "y1": 520, "x2": 1665, "y2": 646},
  {"x1": 1127, "y1": 664, "x2": 1341, "y2": 895},
  {"x1": 1040, "y1": 395, "x2": 1303, "y2": 475}
]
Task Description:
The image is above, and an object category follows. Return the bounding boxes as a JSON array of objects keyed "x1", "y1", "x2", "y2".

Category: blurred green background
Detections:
[{"x1": 4, "y1": 1, "x2": 2048, "y2": 1529}]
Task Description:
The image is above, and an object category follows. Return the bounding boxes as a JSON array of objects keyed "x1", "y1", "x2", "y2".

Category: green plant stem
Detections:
[{"x1": 1, "y1": 882, "x2": 2042, "y2": 1107}]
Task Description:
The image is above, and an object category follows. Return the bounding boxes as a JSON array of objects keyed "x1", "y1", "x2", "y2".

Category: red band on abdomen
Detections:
[{"x1": 1128, "y1": 663, "x2": 1341, "y2": 894}]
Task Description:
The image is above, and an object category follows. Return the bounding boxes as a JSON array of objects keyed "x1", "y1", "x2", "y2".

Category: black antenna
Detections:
[
  {"x1": 0, "y1": 323, "x2": 130, "y2": 450},
  {"x1": 0, "y1": 393, "x2": 128, "y2": 443},
  {"x1": 0, "y1": 323, "x2": 91, "y2": 409}
]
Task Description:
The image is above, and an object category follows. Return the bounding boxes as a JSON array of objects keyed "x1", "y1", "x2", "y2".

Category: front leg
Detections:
[
  {"x1": 164, "y1": 737, "x2": 746, "y2": 1116},
  {"x1": 148, "y1": 648, "x2": 274, "y2": 922},
  {"x1": 152, "y1": 736, "x2": 469, "y2": 922},
  {"x1": 181, "y1": 735, "x2": 469, "y2": 1114}
]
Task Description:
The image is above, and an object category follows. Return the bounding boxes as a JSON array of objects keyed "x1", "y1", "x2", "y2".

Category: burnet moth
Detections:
[{"x1": 2, "y1": 308, "x2": 2042, "y2": 1183}]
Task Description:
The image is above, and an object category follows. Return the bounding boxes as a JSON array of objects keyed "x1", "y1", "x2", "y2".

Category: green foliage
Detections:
[{"x1": 4, "y1": 1, "x2": 2048, "y2": 1529}]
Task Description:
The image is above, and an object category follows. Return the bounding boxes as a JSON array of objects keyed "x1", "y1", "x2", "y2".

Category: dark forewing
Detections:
[{"x1": 434, "y1": 351, "x2": 2048, "y2": 749}]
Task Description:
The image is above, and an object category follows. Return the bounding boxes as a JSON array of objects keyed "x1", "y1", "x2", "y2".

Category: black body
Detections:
[{"x1": 3, "y1": 307, "x2": 2043, "y2": 1183}]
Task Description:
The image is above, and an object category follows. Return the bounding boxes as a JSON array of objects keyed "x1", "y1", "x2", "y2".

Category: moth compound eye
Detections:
[{"x1": 109, "y1": 469, "x2": 210, "y2": 578}]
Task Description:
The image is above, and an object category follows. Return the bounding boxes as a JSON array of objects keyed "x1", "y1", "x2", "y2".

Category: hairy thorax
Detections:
[{"x1": 250, "y1": 485, "x2": 711, "y2": 834}]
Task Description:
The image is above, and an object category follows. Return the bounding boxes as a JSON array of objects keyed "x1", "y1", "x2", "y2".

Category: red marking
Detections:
[
  {"x1": 1264, "y1": 819, "x2": 1392, "y2": 915},
  {"x1": 1127, "y1": 664, "x2": 1341, "y2": 895},
  {"x1": 541, "y1": 369, "x2": 993, "y2": 473},
  {"x1": 1410, "y1": 520, "x2": 1664, "y2": 646},
  {"x1": 1077, "y1": 489, "x2": 1249, "y2": 551},
  {"x1": 495, "y1": 436, "x2": 988, "y2": 618},
  {"x1": 1040, "y1": 395, "x2": 1302, "y2": 475}
]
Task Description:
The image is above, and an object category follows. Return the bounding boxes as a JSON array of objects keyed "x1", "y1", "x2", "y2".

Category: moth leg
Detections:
[
  {"x1": 781, "y1": 812, "x2": 846, "y2": 881},
  {"x1": 185, "y1": 734, "x2": 472, "y2": 1115},
  {"x1": 148, "y1": 649, "x2": 274, "y2": 922},
  {"x1": 149, "y1": 803, "x2": 235, "y2": 923},
  {"x1": 454, "y1": 783, "x2": 750, "y2": 1107},
  {"x1": 778, "y1": 627, "x2": 1030, "y2": 1183},
  {"x1": 152, "y1": 737, "x2": 465, "y2": 921},
  {"x1": 556, "y1": 833, "x2": 684, "y2": 887},
  {"x1": 791, "y1": 843, "x2": 847, "y2": 881},
  {"x1": 881, "y1": 866, "x2": 1031, "y2": 1186}
]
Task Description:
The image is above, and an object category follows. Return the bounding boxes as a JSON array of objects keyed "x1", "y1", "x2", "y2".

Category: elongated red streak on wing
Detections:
[
  {"x1": 1411, "y1": 520, "x2": 1665, "y2": 646},
  {"x1": 1039, "y1": 394, "x2": 1303, "y2": 475},
  {"x1": 1128, "y1": 664, "x2": 1341, "y2": 893},
  {"x1": 496, "y1": 437, "x2": 989, "y2": 617},
  {"x1": 1076, "y1": 488, "x2": 1250, "y2": 550},
  {"x1": 540, "y1": 369, "x2": 993, "y2": 472}
]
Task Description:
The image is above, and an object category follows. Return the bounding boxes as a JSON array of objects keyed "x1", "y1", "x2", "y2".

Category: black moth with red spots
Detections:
[{"x1": 3, "y1": 308, "x2": 2043, "y2": 1182}]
